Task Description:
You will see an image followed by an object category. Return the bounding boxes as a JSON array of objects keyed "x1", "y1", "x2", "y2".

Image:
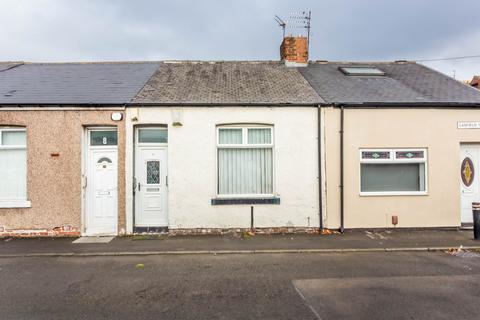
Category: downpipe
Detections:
[
  {"x1": 340, "y1": 105, "x2": 345, "y2": 233},
  {"x1": 318, "y1": 106, "x2": 324, "y2": 230}
]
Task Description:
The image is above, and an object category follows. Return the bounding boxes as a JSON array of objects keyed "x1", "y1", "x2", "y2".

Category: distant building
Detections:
[{"x1": 471, "y1": 76, "x2": 480, "y2": 89}]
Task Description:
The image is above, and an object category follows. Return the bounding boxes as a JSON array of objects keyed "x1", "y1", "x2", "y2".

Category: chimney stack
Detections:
[{"x1": 280, "y1": 36, "x2": 308, "y2": 67}]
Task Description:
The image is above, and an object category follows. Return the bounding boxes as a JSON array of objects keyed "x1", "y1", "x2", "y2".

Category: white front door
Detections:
[
  {"x1": 460, "y1": 144, "x2": 479, "y2": 224},
  {"x1": 135, "y1": 147, "x2": 168, "y2": 227},
  {"x1": 85, "y1": 129, "x2": 118, "y2": 236}
]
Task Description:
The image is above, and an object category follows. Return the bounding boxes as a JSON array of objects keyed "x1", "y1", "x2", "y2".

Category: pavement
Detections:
[
  {"x1": 1, "y1": 251, "x2": 480, "y2": 319},
  {"x1": 0, "y1": 229, "x2": 479, "y2": 257}
]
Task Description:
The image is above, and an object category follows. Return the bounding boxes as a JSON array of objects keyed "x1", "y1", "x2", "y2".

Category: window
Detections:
[
  {"x1": 0, "y1": 127, "x2": 30, "y2": 207},
  {"x1": 339, "y1": 66, "x2": 385, "y2": 76},
  {"x1": 217, "y1": 126, "x2": 273, "y2": 197},
  {"x1": 146, "y1": 161, "x2": 160, "y2": 184},
  {"x1": 90, "y1": 130, "x2": 117, "y2": 146},
  {"x1": 138, "y1": 128, "x2": 167, "y2": 143},
  {"x1": 360, "y1": 149, "x2": 427, "y2": 195}
]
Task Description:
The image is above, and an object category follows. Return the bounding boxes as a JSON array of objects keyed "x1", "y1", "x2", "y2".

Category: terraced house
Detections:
[{"x1": 1, "y1": 36, "x2": 480, "y2": 237}]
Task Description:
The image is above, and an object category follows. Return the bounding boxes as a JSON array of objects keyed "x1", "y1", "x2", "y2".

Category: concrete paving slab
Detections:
[
  {"x1": 293, "y1": 275, "x2": 480, "y2": 320},
  {"x1": 72, "y1": 237, "x2": 114, "y2": 244}
]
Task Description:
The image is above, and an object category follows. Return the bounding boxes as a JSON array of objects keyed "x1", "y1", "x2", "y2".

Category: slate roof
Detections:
[
  {"x1": 300, "y1": 61, "x2": 480, "y2": 105},
  {"x1": 0, "y1": 62, "x2": 160, "y2": 104},
  {"x1": 1, "y1": 60, "x2": 479, "y2": 107},
  {"x1": 132, "y1": 61, "x2": 322, "y2": 104}
]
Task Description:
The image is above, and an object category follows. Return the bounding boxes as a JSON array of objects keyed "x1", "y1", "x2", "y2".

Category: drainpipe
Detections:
[
  {"x1": 339, "y1": 105, "x2": 345, "y2": 233},
  {"x1": 317, "y1": 105, "x2": 323, "y2": 230}
]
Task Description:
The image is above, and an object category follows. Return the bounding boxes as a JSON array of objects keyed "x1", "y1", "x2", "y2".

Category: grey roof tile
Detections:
[
  {"x1": 132, "y1": 61, "x2": 322, "y2": 104},
  {"x1": 0, "y1": 62, "x2": 160, "y2": 104},
  {"x1": 300, "y1": 62, "x2": 480, "y2": 105}
]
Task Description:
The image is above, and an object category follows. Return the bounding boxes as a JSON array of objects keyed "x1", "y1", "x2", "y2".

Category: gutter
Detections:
[
  {"x1": 126, "y1": 102, "x2": 318, "y2": 107},
  {"x1": 0, "y1": 102, "x2": 319, "y2": 108},
  {"x1": 0, "y1": 103, "x2": 126, "y2": 110},
  {"x1": 328, "y1": 102, "x2": 480, "y2": 108},
  {"x1": 4, "y1": 101, "x2": 480, "y2": 109}
]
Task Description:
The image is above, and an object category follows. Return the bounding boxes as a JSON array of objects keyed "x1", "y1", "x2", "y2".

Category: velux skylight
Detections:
[{"x1": 339, "y1": 66, "x2": 385, "y2": 76}]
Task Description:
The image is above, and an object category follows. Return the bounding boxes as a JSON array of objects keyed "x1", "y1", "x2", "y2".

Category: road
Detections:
[{"x1": 0, "y1": 251, "x2": 479, "y2": 319}]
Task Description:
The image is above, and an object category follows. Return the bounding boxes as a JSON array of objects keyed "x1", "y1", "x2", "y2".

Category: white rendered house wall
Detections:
[{"x1": 125, "y1": 107, "x2": 319, "y2": 233}]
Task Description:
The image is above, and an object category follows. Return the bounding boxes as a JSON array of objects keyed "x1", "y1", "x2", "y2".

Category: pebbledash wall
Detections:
[
  {"x1": 125, "y1": 106, "x2": 320, "y2": 233},
  {"x1": 322, "y1": 107, "x2": 480, "y2": 229},
  {"x1": 0, "y1": 109, "x2": 126, "y2": 236}
]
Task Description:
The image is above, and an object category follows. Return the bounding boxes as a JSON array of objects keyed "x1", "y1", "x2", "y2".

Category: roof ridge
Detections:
[
  {"x1": 309, "y1": 60, "x2": 417, "y2": 65},
  {"x1": 10, "y1": 60, "x2": 286, "y2": 65},
  {"x1": 17, "y1": 61, "x2": 162, "y2": 65}
]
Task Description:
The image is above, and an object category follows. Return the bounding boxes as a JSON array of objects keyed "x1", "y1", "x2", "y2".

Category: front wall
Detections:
[
  {"x1": 125, "y1": 107, "x2": 319, "y2": 231},
  {"x1": 0, "y1": 110, "x2": 125, "y2": 234},
  {"x1": 324, "y1": 107, "x2": 480, "y2": 228}
]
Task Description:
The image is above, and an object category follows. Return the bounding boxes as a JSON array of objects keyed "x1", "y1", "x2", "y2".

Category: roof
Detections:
[
  {"x1": 300, "y1": 61, "x2": 480, "y2": 106},
  {"x1": 132, "y1": 61, "x2": 322, "y2": 105},
  {"x1": 1, "y1": 60, "x2": 479, "y2": 107},
  {"x1": 0, "y1": 62, "x2": 160, "y2": 104}
]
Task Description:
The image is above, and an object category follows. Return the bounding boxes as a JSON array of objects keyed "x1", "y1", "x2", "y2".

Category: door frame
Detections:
[
  {"x1": 82, "y1": 126, "x2": 119, "y2": 236},
  {"x1": 133, "y1": 125, "x2": 169, "y2": 232}
]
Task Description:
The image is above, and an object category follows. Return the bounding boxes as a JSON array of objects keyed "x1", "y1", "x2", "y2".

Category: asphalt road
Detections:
[{"x1": 0, "y1": 251, "x2": 479, "y2": 320}]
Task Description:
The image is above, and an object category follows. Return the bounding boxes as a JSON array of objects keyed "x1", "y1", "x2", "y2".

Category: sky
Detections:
[{"x1": 0, "y1": 0, "x2": 479, "y2": 81}]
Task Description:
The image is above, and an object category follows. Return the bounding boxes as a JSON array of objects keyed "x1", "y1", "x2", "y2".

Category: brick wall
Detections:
[
  {"x1": 280, "y1": 36, "x2": 308, "y2": 64},
  {"x1": 0, "y1": 225, "x2": 80, "y2": 238}
]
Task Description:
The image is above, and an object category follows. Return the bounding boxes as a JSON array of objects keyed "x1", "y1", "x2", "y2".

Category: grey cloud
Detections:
[{"x1": 0, "y1": 0, "x2": 479, "y2": 80}]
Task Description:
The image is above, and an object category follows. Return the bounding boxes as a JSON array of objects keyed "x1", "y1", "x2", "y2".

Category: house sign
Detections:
[{"x1": 458, "y1": 121, "x2": 480, "y2": 129}]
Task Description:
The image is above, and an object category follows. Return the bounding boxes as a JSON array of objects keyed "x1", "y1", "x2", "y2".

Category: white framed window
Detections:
[
  {"x1": 359, "y1": 148, "x2": 427, "y2": 196},
  {"x1": 216, "y1": 125, "x2": 274, "y2": 197},
  {"x1": 0, "y1": 127, "x2": 30, "y2": 207},
  {"x1": 137, "y1": 127, "x2": 168, "y2": 144}
]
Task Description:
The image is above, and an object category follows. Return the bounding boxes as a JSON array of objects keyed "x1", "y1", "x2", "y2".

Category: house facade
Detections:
[
  {"x1": 0, "y1": 62, "x2": 159, "y2": 236},
  {"x1": 2, "y1": 39, "x2": 480, "y2": 237},
  {"x1": 124, "y1": 62, "x2": 322, "y2": 234},
  {"x1": 301, "y1": 62, "x2": 480, "y2": 229}
]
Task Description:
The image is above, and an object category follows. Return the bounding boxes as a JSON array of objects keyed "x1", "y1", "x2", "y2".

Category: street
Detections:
[{"x1": 1, "y1": 251, "x2": 479, "y2": 319}]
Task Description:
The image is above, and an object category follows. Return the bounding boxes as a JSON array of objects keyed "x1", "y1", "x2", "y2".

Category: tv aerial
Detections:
[{"x1": 275, "y1": 11, "x2": 311, "y2": 50}]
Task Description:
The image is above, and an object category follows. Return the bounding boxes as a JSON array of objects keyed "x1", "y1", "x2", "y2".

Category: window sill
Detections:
[
  {"x1": 0, "y1": 200, "x2": 31, "y2": 208},
  {"x1": 211, "y1": 197, "x2": 280, "y2": 205},
  {"x1": 359, "y1": 192, "x2": 427, "y2": 197}
]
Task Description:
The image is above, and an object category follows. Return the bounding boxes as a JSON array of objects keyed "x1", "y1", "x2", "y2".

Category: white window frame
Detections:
[
  {"x1": 0, "y1": 127, "x2": 31, "y2": 208},
  {"x1": 216, "y1": 125, "x2": 274, "y2": 198},
  {"x1": 359, "y1": 148, "x2": 428, "y2": 196}
]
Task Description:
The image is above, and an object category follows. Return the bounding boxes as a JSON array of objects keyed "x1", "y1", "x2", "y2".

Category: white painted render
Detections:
[{"x1": 125, "y1": 107, "x2": 319, "y2": 233}]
